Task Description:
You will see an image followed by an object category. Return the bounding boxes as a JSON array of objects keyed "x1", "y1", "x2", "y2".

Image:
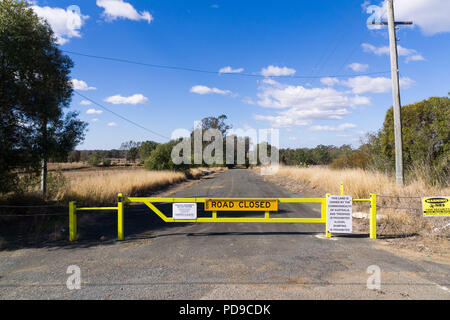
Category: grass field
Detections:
[
  {"x1": 61, "y1": 169, "x2": 186, "y2": 205},
  {"x1": 270, "y1": 166, "x2": 450, "y2": 198}
]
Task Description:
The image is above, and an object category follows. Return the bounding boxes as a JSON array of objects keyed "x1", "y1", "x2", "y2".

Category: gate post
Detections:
[
  {"x1": 69, "y1": 201, "x2": 77, "y2": 242},
  {"x1": 325, "y1": 193, "x2": 332, "y2": 238},
  {"x1": 118, "y1": 193, "x2": 124, "y2": 241},
  {"x1": 370, "y1": 193, "x2": 377, "y2": 239}
]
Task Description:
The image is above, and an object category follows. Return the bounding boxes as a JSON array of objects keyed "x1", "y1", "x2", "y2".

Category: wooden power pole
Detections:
[{"x1": 368, "y1": 0, "x2": 412, "y2": 185}]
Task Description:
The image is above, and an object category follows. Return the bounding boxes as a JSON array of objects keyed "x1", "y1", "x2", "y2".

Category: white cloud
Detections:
[
  {"x1": 362, "y1": 43, "x2": 389, "y2": 55},
  {"x1": 31, "y1": 4, "x2": 89, "y2": 45},
  {"x1": 405, "y1": 54, "x2": 426, "y2": 63},
  {"x1": 91, "y1": 118, "x2": 99, "y2": 123},
  {"x1": 190, "y1": 85, "x2": 232, "y2": 96},
  {"x1": 341, "y1": 76, "x2": 415, "y2": 94},
  {"x1": 379, "y1": 0, "x2": 450, "y2": 35},
  {"x1": 256, "y1": 82, "x2": 370, "y2": 110},
  {"x1": 86, "y1": 109, "x2": 103, "y2": 115},
  {"x1": 261, "y1": 65, "x2": 296, "y2": 77},
  {"x1": 320, "y1": 77, "x2": 340, "y2": 86},
  {"x1": 80, "y1": 100, "x2": 92, "y2": 106},
  {"x1": 107, "y1": 122, "x2": 118, "y2": 127},
  {"x1": 104, "y1": 94, "x2": 149, "y2": 105},
  {"x1": 96, "y1": 0, "x2": 153, "y2": 23},
  {"x1": 309, "y1": 123, "x2": 358, "y2": 131},
  {"x1": 347, "y1": 63, "x2": 369, "y2": 72},
  {"x1": 362, "y1": 43, "x2": 425, "y2": 63},
  {"x1": 71, "y1": 79, "x2": 97, "y2": 91},
  {"x1": 219, "y1": 66, "x2": 244, "y2": 74},
  {"x1": 242, "y1": 97, "x2": 256, "y2": 105},
  {"x1": 254, "y1": 109, "x2": 352, "y2": 128},
  {"x1": 253, "y1": 81, "x2": 370, "y2": 128},
  {"x1": 362, "y1": 43, "x2": 414, "y2": 56}
]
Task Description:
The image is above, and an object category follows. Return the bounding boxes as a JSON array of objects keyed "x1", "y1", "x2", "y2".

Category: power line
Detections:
[
  {"x1": 309, "y1": 0, "x2": 363, "y2": 85},
  {"x1": 63, "y1": 50, "x2": 390, "y2": 79},
  {"x1": 74, "y1": 91, "x2": 171, "y2": 141},
  {"x1": 307, "y1": 0, "x2": 360, "y2": 81}
]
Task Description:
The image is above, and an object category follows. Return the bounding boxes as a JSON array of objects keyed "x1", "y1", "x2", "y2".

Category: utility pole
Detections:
[{"x1": 367, "y1": 0, "x2": 412, "y2": 185}]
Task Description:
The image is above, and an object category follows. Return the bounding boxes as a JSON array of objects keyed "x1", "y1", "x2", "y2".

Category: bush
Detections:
[
  {"x1": 145, "y1": 141, "x2": 191, "y2": 172},
  {"x1": 88, "y1": 153, "x2": 101, "y2": 167},
  {"x1": 331, "y1": 149, "x2": 370, "y2": 170}
]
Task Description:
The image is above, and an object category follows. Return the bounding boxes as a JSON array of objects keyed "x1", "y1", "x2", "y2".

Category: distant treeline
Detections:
[{"x1": 66, "y1": 140, "x2": 160, "y2": 166}]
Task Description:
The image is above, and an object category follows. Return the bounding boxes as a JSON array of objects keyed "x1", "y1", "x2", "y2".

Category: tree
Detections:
[
  {"x1": 138, "y1": 141, "x2": 159, "y2": 160},
  {"x1": 200, "y1": 114, "x2": 231, "y2": 137},
  {"x1": 0, "y1": 0, "x2": 87, "y2": 198},
  {"x1": 127, "y1": 147, "x2": 139, "y2": 164},
  {"x1": 88, "y1": 153, "x2": 101, "y2": 167},
  {"x1": 378, "y1": 96, "x2": 449, "y2": 183},
  {"x1": 144, "y1": 140, "x2": 190, "y2": 171},
  {"x1": 120, "y1": 140, "x2": 141, "y2": 151},
  {"x1": 68, "y1": 150, "x2": 81, "y2": 163}
]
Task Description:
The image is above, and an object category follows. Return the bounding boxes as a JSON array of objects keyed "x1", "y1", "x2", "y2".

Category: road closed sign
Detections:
[
  {"x1": 204, "y1": 199, "x2": 278, "y2": 212},
  {"x1": 327, "y1": 195, "x2": 352, "y2": 233},
  {"x1": 173, "y1": 203, "x2": 197, "y2": 220},
  {"x1": 422, "y1": 197, "x2": 450, "y2": 217}
]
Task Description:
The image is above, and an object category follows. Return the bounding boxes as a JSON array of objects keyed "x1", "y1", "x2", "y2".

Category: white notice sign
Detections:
[
  {"x1": 173, "y1": 203, "x2": 197, "y2": 220},
  {"x1": 327, "y1": 195, "x2": 352, "y2": 233}
]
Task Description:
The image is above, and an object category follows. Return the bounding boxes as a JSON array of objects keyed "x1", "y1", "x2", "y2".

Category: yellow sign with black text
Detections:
[
  {"x1": 204, "y1": 199, "x2": 278, "y2": 212},
  {"x1": 422, "y1": 197, "x2": 450, "y2": 217}
]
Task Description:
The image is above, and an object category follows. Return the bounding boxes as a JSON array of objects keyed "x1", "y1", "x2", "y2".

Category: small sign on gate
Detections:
[
  {"x1": 327, "y1": 195, "x2": 353, "y2": 233},
  {"x1": 173, "y1": 203, "x2": 197, "y2": 220}
]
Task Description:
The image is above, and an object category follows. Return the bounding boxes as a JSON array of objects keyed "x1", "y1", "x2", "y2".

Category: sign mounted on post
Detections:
[
  {"x1": 204, "y1": 199, "x2": 278, "y2": 212},
  {"x1": 173, "y1": 203, "x2": 197, "y2": 220},
  {"x1": 327, "y1": 195, "x2": 353, "y2": 233},
  {"x1": 422, "y1": 197, "x2": 450, "y2": 217}
]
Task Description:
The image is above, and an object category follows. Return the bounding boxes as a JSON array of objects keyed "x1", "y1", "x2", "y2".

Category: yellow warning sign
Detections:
[
  {"x1": 204, "y1": 199, "x2": 278, "y2": 212},
  {"x1": 422, "y1": 197, "x2": 450, "y2": 217}
]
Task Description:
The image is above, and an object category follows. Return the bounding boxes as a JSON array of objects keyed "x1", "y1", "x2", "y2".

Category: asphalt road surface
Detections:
[{"x1": 0, "y1": 169, "x2": 449, "y2": 299}]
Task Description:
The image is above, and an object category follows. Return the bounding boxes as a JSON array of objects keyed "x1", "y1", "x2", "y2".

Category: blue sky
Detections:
[{"x1": 29, "y1": 0, "x2": 450, "y2": 150}]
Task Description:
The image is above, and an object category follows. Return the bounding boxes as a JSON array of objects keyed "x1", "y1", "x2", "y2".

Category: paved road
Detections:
[{"x1": 0, "y1": 169, "x2": 449, "y2": 299}]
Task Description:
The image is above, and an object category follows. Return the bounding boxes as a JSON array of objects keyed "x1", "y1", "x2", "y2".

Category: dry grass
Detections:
[
  {"x1": 48, "y1": 162, "x2": 91, "y2": 171},
  {"x1": 60, "y1": 169, "x2": 186, "y2": 205},
  {"x1": 57, "y1": 167, "x2": 227, "y2": 206},
  {"x1": 268, "y1": 166, "x2": 449, "y2": 199}
]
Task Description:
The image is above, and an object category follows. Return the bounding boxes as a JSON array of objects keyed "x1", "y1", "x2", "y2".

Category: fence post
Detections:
[
  {"x1": 370, "y1": 193, "x2": 377, "y2": 239},
  {"x1": 118, "y1": 193, "x2": 124, "y2": 241},
  {"x1": 325, "y1": 193, "x2": 332, "y2": 238},
  {"x1": 340, "y1": 182, "x2": 344, "y2": 196},
  {"x1": 69, "y1": 201, "x2": 77, "y2": 242}
]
